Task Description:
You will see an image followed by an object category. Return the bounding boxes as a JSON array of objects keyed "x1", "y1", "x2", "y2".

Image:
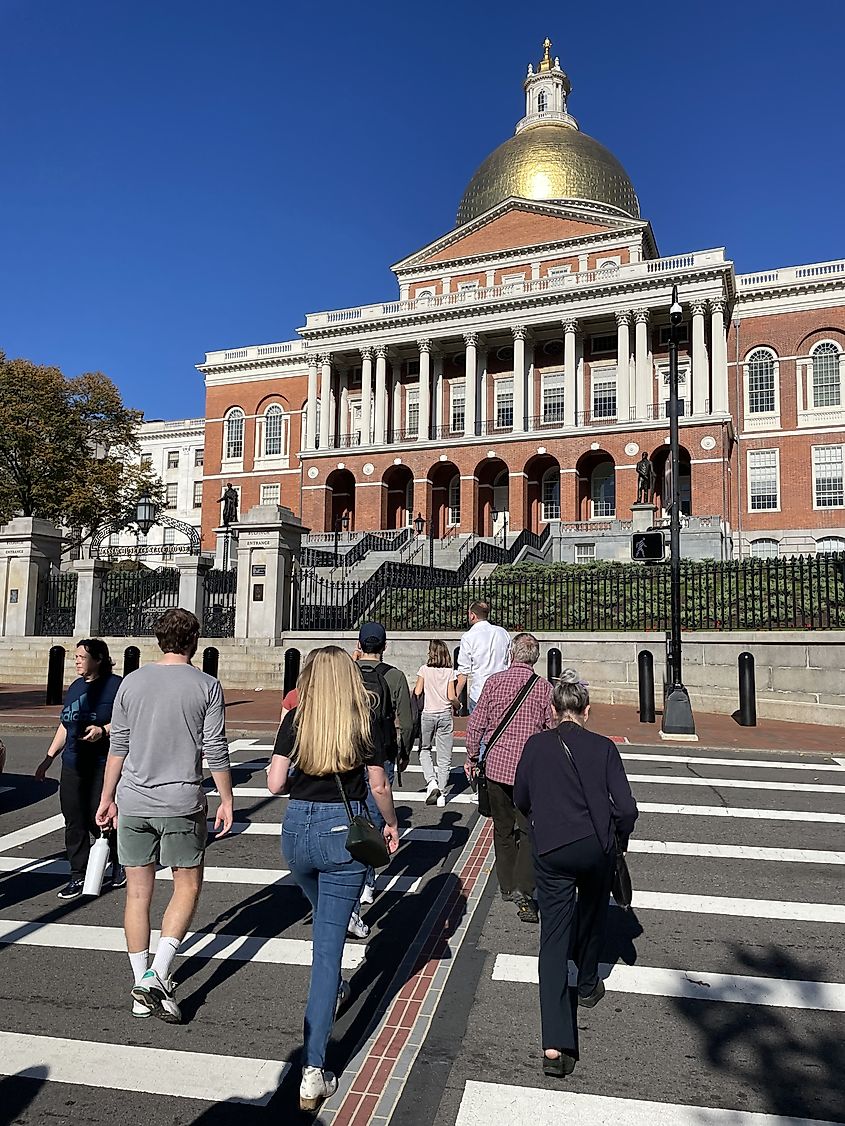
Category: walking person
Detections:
[
  {"x1": 455, "y1": 600, "x2": 510, "y2": 714},
  {"x1": 465, "y1": 633, "x2": 555, "y2": 922},
  {"x1": 268, "y1": 646, "x2": 399, "y2": 1112},
  {"x1": 514, "y1": 670, "x2": 638, "y2": 1077},
  {"x1": 95, "y1": 608, "x2": 234, "y2": 1023},
  {"x1": 413, "y1": 640, "x2": 458, "y2": 807},
  {"x1": 35, "y1": 639, "x2": 123, "y2": 899}
]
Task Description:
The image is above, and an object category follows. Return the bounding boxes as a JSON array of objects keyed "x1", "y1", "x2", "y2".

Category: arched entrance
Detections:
[
  {"x1": 325, "y1": 468, "x2": 355, "y2": 532},
  {"x1": 428, "y1": 461, "x2": 460, "y2": 537},
  {"x1": 382, "y1": 464, "x2": 413, "y2": 530},
  {"x1": 651, "y1": 444, "x2": 692, "y2": 516},
  {"x1": 525, "y1": 454, "x2": 561, "y2": 532},
  {"x1": 576, "y1": 451, "x2": 616, "y2": 520},
  {"x1": 474, "y1": 457, "x2": 509, "y2": 536}
]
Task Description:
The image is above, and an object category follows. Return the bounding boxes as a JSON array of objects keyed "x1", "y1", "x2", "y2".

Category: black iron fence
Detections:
[
  {"x1": 203, "y1": 569, "x2": 237, "y2": 637},
  {"x1": 99, "y1": 567, "x2": 180, "y2": 636},
  {"x1": 35, "y1": 571, "x2": 78, "y2": 636},
  {"x1": 297, "y1": 555, "x2": 845, "y2": 633}
]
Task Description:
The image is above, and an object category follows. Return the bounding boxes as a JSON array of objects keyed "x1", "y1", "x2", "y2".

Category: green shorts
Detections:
[{"x1": 117, "y1": 811, "x2": 207, "y2": 869}]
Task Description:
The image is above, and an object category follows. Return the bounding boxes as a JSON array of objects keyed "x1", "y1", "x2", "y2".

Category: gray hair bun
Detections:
[{"x1": 560, "y1": 668, "x2": 580, "y2": 685}]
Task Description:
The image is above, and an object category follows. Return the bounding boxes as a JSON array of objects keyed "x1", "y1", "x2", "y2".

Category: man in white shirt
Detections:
[{"x1": 455, "y1": 601, "x2": 511, "y2": 713}]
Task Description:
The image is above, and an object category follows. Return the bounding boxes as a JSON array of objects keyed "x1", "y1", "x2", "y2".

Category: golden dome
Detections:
[{"x1": 457, "y1": 123, "x2": 640, "y2": 226}]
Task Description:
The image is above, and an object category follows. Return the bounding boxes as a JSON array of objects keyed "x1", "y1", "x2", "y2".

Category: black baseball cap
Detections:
[{"x1": 358, "y1": 621, "x2": 387, "y2": 647}]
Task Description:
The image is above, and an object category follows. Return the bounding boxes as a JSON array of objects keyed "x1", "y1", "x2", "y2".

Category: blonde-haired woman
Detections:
[
  {"x1": 268, "y1": 646, "x2": 399, "y2": 1112},
  {"x1": 413, "y1": 639, "x2": 458, "y2": 806}
]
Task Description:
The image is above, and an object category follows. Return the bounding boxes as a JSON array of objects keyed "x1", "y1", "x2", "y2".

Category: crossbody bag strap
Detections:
[
  {"x1": 334, "y1": 772, "x2": 356, "y2": 819},
  {"x1": 557, "y1": 731, "x2": 606, "y2": 848},
  {"x1": 486, "y1": 673, "x2": 539, "y2": 754}
]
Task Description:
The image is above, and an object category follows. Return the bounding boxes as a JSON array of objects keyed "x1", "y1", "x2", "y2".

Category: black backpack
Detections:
[{"x1": 358, "y1": 661, "x2": 399, "y2": 760}]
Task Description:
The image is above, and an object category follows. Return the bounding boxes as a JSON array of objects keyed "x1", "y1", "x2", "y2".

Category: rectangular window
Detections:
[
  {"x1": 748, "y1": 361, "x2": 776, "y2": 414},
  {"x1": 406, "y1": 389, "x2": 419, "y2": 436},
  {"x1": 748, "y1": 449, "x2": 779, "y2": 511},
  {"x1": 575, "y1": 543, "x2": 596, "y2": 563},
  {"x1": 194, "y1": 448, "x2": 204, "y2": 467},
  {"x1": 450, "y1": 384, "x2": 465, "y2": 433},
  {"x1": 260, "y1": 483, "x2": 280, "y2": 506},
  {"x1": 658, "y1": 324, "x2": 690, "y2": 346},
  {"x1": 351, "y1": 403, "x2": 363, "y2": 445},
  {"x1": 163, "y1": 527, "x2": 176, "y2": 546},
  {"x1": 590, "y1": 334, "x2": 616, "y2": 355},
  {"x1": 140, "y1": 453, "x2": 152, "y2": 469},
  {"x1": 547, "y1": 265, "x2": 571, "y2": 279},
  {"x1": 542, "y1": 374, "x2": 565, "y2": 424},
  {"x1": 167, "y1": 450, "x2": 179, "y2": 469},
  {"x1": 813, "y1": 445, "x2": 845, "y2": 508},
  {"x1": 592, "y1": 369, "x2": 617, "y2": 419},
  {"x1": 192, "y1": 481, "x2": 203, "y2": 508},
  {"x1": 165, "y1": 483, "x2": 178, "y2": 510},
  {"x1": 457, "y1": 280, "x2": 480, "y2": 293},
  {"x1": 495, "y1": 378, "x2": 514, "y2": 429},
  {"x1": 813, "y1": 357, "x2": 841, "y2": 408}
]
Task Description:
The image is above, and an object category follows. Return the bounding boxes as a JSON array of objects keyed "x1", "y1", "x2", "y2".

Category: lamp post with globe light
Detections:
[{"x1": 414, "y1": 511, "x2": 434, "y2": 569}]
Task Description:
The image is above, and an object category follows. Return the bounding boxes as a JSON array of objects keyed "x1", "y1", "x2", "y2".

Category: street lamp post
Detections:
[
  {"x1": 333, "y1": 513, "x2": 349, "y2": 568},
  {"x1": 414, "y1": 511, "x2": 434, "y2": 569},
  {"x1": 662, "y1": 284, "x2": 697, "y2": 738}
]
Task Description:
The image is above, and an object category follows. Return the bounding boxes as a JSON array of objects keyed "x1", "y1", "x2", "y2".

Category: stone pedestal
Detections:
[
  {"x1": 178, "y1": 555, "x2": 214, "y2": 621},
  {"x1": 0, "y1": 517, "x2": 63, "y2": 636},
  {"x1": 232, "y1": 505, "x2": 307, "y2": 639},
  {"x1": 214, "y1": 526, "x2": 239, "y2": 571},
  {"x1": 72, "y1": 558, "x2": 112, "y2": 636},
  {"x1": 631, "y1": 503, "x2": 657, "y2": 533}
]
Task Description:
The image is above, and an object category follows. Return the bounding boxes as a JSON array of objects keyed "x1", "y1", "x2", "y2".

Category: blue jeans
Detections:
[
  {"x1": 282, "y1": 800, "x2": 367, "y2": 1069},
  {"x1": 364, "y1": 758, "x2": 394, "y2": 891}
]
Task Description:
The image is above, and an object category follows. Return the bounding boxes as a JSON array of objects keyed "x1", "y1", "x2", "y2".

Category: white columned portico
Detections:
[
  {"x1": 360, "y1": 347, "x2": 373, "y2": 445},
  {"x1": 563, "y1": 319, "x2": 578, "y2": 426},
  {"x1": 615, "y1": 311, "x2": 632, "y2": 423},
  {"x1": 318, "y1": 354, "x2": 332, "y2": 448},
  {"x1": 463, "y1": 332, "x2": 479, "y2": 438},
  {"x1": 709, "y1": 298, "x2": 729, "y2": 412},
  {"x1": 634, "y1": 309, "x2": 651, "y2": 418},
  {"x1": 374, "y1": 345, "x2": 388, "y2": 444},
  {"x1": 691, "y1": 300, "x2": 709, "y2": 415},
  {"x1": 417, "y1": 340, "x2": 431, "y2": 441},
  {"x1": 512, "y1": 326, "x2": 527, "y2": 432},
  {"x1": 305, "y1": 357, "x2": 318, "y2": 450}
]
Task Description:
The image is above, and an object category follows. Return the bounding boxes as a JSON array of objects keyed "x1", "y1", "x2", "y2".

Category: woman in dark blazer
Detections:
[{"x1": 514, "y1": 669, "x2": 638, "y2": 1078}]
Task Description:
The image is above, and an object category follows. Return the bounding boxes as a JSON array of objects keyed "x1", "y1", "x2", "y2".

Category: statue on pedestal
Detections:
[
  {"x1": 635, "y1": 453, "x2": 656, "y2": 505},
  {"x1": 220, "y1": 483, "x2": 239, "y2": 527}
]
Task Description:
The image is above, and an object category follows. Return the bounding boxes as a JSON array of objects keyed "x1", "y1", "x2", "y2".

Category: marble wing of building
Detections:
[{"x1": 197, "y1": 41, "x2": 845, "y2": 564}]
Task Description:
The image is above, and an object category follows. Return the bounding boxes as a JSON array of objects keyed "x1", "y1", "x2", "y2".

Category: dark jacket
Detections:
[{"x1": 514, "y1": 720, "x2": 638, "y2": 856}]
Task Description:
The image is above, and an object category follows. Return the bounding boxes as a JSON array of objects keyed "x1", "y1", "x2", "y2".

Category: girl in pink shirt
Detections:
[{"x1": 413, "y1": 640, "x2": 458, "y2": 807}]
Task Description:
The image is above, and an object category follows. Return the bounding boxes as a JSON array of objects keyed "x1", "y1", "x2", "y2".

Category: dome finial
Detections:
[{"x1": 539, "y1": 37, "x2": 553, "y2": 72}]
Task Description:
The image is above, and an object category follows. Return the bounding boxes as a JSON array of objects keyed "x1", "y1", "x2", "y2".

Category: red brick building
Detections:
[{"x1": 198, "y1": 42, "x2": 845, "y2": 562}]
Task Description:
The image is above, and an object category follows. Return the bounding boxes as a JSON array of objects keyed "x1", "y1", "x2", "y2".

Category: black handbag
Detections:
[
  {"x1": 476, "y1": 757, "x2": 491, "y2": 817},
  {"x1": 474, "y1": 674, "x2": 539, "y2": 818},
  {"x1": 557, "y1": 733, "x2": 633, "y2": 909},
  {"x1": 334, "y1": 773, "x2": 391, "y2": 869}
]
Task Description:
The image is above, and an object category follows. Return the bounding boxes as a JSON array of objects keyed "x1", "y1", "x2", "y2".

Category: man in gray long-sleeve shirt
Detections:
[{"x1": 96, "y1": 607, "x2": 233, "y2": 1023}]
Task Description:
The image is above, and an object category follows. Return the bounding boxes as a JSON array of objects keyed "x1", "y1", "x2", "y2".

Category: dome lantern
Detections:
[{"x1": 517, "y1": 37, "x2": 576, "y2": 134}]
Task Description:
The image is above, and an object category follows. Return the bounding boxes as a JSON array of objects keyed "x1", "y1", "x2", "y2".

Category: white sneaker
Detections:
[
  {"x1": 359, "y1": 884, "x2": 375, "y2": 906},
  {"x1": 131, "y1": 998, "x2": 151, "y2": 1018},
  {"x1": 347, "y1": 911, "x2": 370, "y2": 939},
  {"x1": 299, "y1": 1066, "x2": 338, "y2": 1112},
  {"x1": 425, "y1": 779, "x2": 440, "y2": 806},
  {"x1": 335, "y1": 979, "x2": 350, "y2": 1017},
  {"x1": 436, "y1": 793, "x2": 446, "y2": 807},
  {"x1": 131, "y1": 969, "x2": 181, "y2": 1023}
]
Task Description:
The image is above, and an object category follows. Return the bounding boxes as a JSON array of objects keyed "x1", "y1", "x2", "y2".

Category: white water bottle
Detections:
[{"x1": 82, "y1": 834, "x2": 111, "y2": 897}]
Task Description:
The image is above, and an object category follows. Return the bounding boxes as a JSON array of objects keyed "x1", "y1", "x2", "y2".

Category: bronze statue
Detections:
[
  {"x1": 635, "y1": 453, "x2": 656, "y2": 504},
  {"x1": 220, "y1": 483, "x2": 239, "y2": 526}
]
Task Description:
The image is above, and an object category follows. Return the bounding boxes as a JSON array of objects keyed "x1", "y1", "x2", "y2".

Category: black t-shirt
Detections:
[{"x1": 272, "y1": 708, "x2": 386, "y2": 803}]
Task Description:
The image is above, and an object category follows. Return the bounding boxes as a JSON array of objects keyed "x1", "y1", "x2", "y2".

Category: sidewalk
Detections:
[{"x1": 1, "y1": 683, "x2": 841, "y2": 755}]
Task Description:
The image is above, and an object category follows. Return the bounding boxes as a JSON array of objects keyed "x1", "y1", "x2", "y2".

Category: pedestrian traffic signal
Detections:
[{"x1": 631, "y1": 531, "x2": 665, "y2": 561}]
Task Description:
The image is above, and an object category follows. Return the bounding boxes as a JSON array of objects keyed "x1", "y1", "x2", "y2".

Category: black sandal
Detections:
[{"x1": 542, "y1": 1052, "x2": 576, "y2": 1078}]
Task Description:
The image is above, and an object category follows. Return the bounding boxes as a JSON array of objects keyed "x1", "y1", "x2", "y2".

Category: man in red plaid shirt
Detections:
[{"x1": 465, "y1": 633, "x2": 556, "y2": 923}]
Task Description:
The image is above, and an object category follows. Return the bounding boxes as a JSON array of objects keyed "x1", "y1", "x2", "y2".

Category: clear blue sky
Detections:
[{"x1": 2, "y1": 0, "x2": 843, "y2": 419}]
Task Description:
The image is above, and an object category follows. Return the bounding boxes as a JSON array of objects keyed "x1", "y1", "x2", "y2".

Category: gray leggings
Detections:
[{"x1": 419, "y1": 710, "x2": 454, "y2": 791}]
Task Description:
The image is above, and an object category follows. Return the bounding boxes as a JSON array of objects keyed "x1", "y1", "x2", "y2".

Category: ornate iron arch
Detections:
[{"x1": 91, "y1": 514, "x2": 201, "y2": 559}]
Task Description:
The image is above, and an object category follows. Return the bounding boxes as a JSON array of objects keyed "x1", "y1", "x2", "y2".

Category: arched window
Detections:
[
  {"x1": 750, "y1": 538, "x2": 779, "y2": 559},
  {"x1": 264, "y1": 404, "x2": 284, "y2": 456},
  {"x1": 746, "y1": 349, "x2": 777, "y2": 415},
  {"x1": 541, "y1": 467, "x2": 560, "y2": 521},
  {"x1": 225, "y1": 408, "x2": 244, "y2": 460},
  {"x1": 447, "y1": 475, "x2": 461, "y2": 526},
  {"x1": 812, "y1": 342, "x2": 841, "y2": 408},
  {"x1": 816, "y1": 536, "x2": 845, "y2": 554},
  {"x1": 537, "y1": 90, "x2": 548, "y2": 113},
  {"x1": 591, "y1": 461, "x2": 616, "y2": 518}
]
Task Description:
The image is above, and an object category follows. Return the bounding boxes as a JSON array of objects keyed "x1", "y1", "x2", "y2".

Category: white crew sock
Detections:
[
  {"x1": 151, "y1": 936, "x2": 181, "y2": 981},
  {"x1": 128, "y1": 950, "x2": 149, "y2": 985}
]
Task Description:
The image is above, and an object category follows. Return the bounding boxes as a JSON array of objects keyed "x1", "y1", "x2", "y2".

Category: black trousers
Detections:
[
  {"x1": 533, "y1": 834, "x2": 614, "y2": 1054},
  {"x1": 59, "y1": 759, "x2": 118, "y2": 878},
  {"x1": 487, "y1": 777, "x2": 535, "y2": 897}
]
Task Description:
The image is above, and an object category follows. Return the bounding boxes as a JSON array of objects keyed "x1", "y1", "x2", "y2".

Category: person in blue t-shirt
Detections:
[{"x1": 35, "y1": 639, "x2": 123, "y2": 899}]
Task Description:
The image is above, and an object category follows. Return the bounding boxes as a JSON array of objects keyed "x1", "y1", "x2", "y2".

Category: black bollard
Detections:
[
  {"x1": 453, "y1": 646, "x2": 468, "y2": 716},
  {"x1": 46, "y1": 645, "x2": 65, "y2": 705},
  {"x1": 283, "y1": 648, "x2": 301, "y2": 696},
  {"x1": 123, "y1": 646, "x2": 141, "y2": 677},
  {"x1": 638, "y1": 650, "x2": 656, "y2": 724},
  {"x1": 738, "y1": 651, "x2": 757, "y2": 727},
  {"x1": 547, "y1": 647, "x2": 562, "y2": 684},
  {"x1": 202, "y1": 646, "x2": 220, "y2": 679}
]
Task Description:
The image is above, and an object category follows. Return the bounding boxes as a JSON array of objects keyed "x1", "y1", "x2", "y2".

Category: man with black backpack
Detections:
[{"x1": 353, "y1": 621, "x2": 413, "y2": 908}]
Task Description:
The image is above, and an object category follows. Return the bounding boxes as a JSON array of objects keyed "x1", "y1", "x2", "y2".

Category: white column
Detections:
[
  {"x1": 433, "y1": 351, "x2": 444, "y2": 431},
  {"x1": 634, "y1": 309, "x2": 651, "y2": 418},
  {"x1": 691, "y1": 300, "x2": 708, "y2": 416},
  {"x1": 512, "y1": 326, "x2": 527, "y2": 432},
  {"x1": 318, "y1": 354, "x2": 332, "y2": 448},
  {"x1": 478, "y1": 345, "x2": 489, "y2": 432},
  {"x1": 526, "y1": 337, "x2": 536, "y2": 429},
  {"x1": 615, "y1": 311, "x2": 631, "y2": 423},
  {"x1": 305, "y1": 358, "x2": 318, "y2": 450},
  {"x1": 360, "y1": 347, "x2": 373, "y2": 445},
  {"x1": 709, "y1": 299, "x2": 729, "y2": 413},
  {"x1": 563, "y1": 319, "x2": 577, "y2": 425},
  {"x1": 374, "y1": 345, "x2": 388, "y2": 444},
  {"x1": 340, "y1": 370, "x2": 350, "y2": 439},
  {"x1": 463, "y1": 332, "x2": 478, "y2": 438},
  {"x1": 417, "y1": 340, "x2": 431, "y2": 441},
  {"x1": 391, "y1": 357, "x2": 403, "y2": 440}
]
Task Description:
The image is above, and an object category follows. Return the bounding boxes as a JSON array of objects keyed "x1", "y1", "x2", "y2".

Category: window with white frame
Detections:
[
  {"x1": 537, "y1": 90, "x2": 548, "y2": 113},
  {"x1": 546, "y1": 265, "x2": 571, "y2": 280},
  {"x1": 194, "y1": 448, "x2": 204, "y2": 467},
  {"x1": 542, "y1": 373, "x2": 565, "y2": 424},
  {"x1": 350, "y1": 401, "x2": 363, "y2": 445},
  {"x1": 140, "y1": 453, "x2": 152, "y2": 469},
  {"x1": 263, "y1": 404, "x2": 285, "y2": 456},
  {"x1": 575, "y1": 542, "x2": 596, "y2": 563},
  {"x1": 592, "y1": 368, "x2": 617, "y2": 419},
  {"x1": 163, "y1": 527, "x2": 176, "y2": 546},
  {"x1": 164, "y1": 483, "x2": 178, "y2": 510},
  {"x1": 746, "y1": 349, "x2": 777, "y2": 415},
  {"x1": 406, "y1": 388, "x2": 419, "y2": 436},
  {"x1": 816, "y1": 536, "x2": 845, "y2": 554},
  {"x1": 811, "y1": 342, "x2": 841, "y2": 408},
  {"x1": 225, "y1": 408, "x2": 245, "y2": 460},
  {"x1": 591, "y1": 462, "x2": 616, "y2": 518},
  {"x1": 501, "y1": 273, "x2": 525, "y2": 294},
  {"x1": 192, "y1": 481, "x2": 203, "y2": 509},
  {"x1": 447, "y1": 475, "x2": 460, "y2": 525},
  {"x1": 750, "y1": 538, "x2": 779, "y2": 559},
  {"x1": 495, "y1": 378, "x2": 514, "y2": 429},
  {"x1": 748, "y1": 449, "x2": 779, "y2": 510},
  {"x1": 261, "y1": 482, "x2": 280, "y2": 506},
  {"x1": 167, "y1": 450, "x2": 179, "y2": 469},
  {"x1": 813, "y1": 445, "x2": 845, "y2": 508},
  {"x1": 541, "y1": 467, "x2": 560, "y2": 520},
  {"x1": 450, "y1": 383, "x2": 465, "y2": 432}
]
